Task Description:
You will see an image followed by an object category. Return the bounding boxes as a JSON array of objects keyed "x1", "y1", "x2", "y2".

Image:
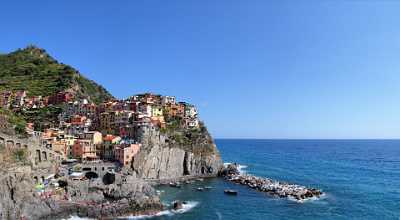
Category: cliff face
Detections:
[
  {"x1": 0, "y1": 167, "x2": 163, "y2": 220},
  {"x1": 132, "y1": 123, "x2": 223, "y2": 180},
  {"x1": 0, "y1": 167, "x2": 55, "y2": 220}
]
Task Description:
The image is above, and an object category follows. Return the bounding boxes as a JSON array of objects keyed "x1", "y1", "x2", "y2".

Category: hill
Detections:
[{"x1": 0, "y1": 45, "x2": 114, "y2": 104}]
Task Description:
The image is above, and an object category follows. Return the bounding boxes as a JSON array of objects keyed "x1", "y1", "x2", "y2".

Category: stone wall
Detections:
[{"x1": 0, "y1": 132, "x2": 61, "y2": 166}]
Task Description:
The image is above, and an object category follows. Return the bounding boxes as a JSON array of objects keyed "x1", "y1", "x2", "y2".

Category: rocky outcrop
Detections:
[
  {"x1": 60, "y1": 174, "x2": 163, "y2": 219},
  {"x1": 0, "y1": 167, "x2": 163, "y2": 220},
  {"x1": 220, "y1": 164, "x2": 323, "y2": 201},
  {"x1": 0, "y1": 166, "x2": 55, "y2": 220},
  {"x1": 132, "y1": 123, "x2": 223, "y2": 180}
]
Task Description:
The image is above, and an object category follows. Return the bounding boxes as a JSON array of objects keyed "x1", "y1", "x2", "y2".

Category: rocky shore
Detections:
[
  {"x1": 0, "y1": 167, "x2": 163, "y2": 220},
  {"x1": 0, "y1": 123, "x2": 223, "y2": 219},
  {"x1": 220, "y1": 163, "x2": 323, "y2": 201}
]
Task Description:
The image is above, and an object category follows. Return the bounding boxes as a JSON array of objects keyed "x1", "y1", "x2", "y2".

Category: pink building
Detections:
[
  {"x1": 72, "y1": 140, "x2": 97, "y2": 160},
  {"x1": 114, "y1": 143, "x2": 140, "y2": 166}
]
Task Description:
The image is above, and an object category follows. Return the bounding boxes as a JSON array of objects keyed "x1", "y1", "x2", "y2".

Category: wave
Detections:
[
  {"x1": 123, "y1": 201, "x2": 199, "y2": 219},
  {"x1": 288, "y1": 192, "x2": 327, "y2": 203},
  {"x1": 64, "y1": 217, "x2": 93, "y2": 220},
  {"x1": 65, "y1": 201, "x2": 199, "y2": 220},
  {"x1": 224, "y1": 162, "x2": 248, "y2": 174}
]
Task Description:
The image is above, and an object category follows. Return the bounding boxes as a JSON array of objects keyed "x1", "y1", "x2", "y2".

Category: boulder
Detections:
[{"x1": 172, "y1": 200, "x2": 183, "y2": 210}]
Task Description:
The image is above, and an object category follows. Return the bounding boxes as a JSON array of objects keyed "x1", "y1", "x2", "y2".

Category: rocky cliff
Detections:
[
  {"x1": 0, "y1": 166, "x2": 54, "y2": 220},
  {"x1": 0, "y1": 167, "x2": 163, "y2": 220},
  {"x1": 132, "y1": 122, "x2": 223, "y2": 180}
]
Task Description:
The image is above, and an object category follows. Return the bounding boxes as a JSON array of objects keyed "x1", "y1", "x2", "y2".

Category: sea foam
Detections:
[
  {"x1": 224, "y1": 162, "x2": 248, "y2": 174},
  {"x1": 122, "y1": 201, "x2": 199, "y2": 219},
  {"x1": 65, "y1": 201, "x2": 199, "y2": 219}
]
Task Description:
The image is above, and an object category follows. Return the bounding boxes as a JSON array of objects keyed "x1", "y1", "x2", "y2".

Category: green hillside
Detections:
[{"x1": 0, "y1": 45, "x2": 114, "y2": 104}]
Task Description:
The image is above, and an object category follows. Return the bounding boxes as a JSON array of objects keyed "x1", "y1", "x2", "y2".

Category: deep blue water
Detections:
[{"x1": 137, "y1": 139, "x2": 400, "y2": 220}]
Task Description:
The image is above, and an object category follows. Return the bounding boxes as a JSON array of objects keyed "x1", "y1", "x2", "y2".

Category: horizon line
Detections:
[{"x1": 214, "y1": 138, "x2": 400, "y2": 140}]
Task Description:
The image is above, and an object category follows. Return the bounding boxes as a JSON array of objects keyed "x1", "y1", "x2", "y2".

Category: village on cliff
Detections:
[{"x1": 0, "y1": 90, "x2": 200, "y2": 177}]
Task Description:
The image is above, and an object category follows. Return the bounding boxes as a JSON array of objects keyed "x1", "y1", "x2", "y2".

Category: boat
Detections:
[
  {"x1": 224, "y1": 189, "x2": 238, "y2": 195},
  {"x1": 169, "y1": 182, "x2": 181, "y2": 188},
  {"x1": 196, "y1": 187, "x2": 204, "y2": 191}
]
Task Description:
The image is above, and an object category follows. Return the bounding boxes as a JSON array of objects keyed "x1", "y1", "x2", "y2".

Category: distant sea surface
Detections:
[{"x1": 130, "y1": 139, "x2": 400, "y2": 220}]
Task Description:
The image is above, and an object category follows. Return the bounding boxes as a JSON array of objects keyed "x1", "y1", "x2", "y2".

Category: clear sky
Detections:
[{"x1": 1, "y1": 1, "x2": 400, "y2": 139}]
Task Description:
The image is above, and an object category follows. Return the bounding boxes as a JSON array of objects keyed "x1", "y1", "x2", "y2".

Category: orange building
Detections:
[
  {"x1": 164, "y1": 103, "x2": 185, "y2": 118},
  {"x1": 72, "y1": 140, "x2": 97, "y2": 160},
  {"x1": 114, "y1": 143, "x2": 140, "y2": 166},
  {"x1": 52, "y1": 140, "x2": 68, "y2": 160}
]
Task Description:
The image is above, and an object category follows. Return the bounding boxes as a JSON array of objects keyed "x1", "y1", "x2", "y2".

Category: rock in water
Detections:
[
  {"x1": 173, "y1": 200, "x2": 183, "y2": 210},
  {"x1": 220, "y1": 164, "x2": 323, "y2": 201}
]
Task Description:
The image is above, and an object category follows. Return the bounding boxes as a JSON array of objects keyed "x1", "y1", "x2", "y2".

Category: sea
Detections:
[
  {"x1": 70, "y1": 139, "x2": 400, "y2": 220},
  {"x1": 72, "y1": 139, "x2": 400, "y2": 220}
]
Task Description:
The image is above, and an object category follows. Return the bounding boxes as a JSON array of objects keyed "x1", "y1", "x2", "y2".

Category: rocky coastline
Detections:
[
  {"x1": 220, "y1": 163, "x2": 323, "y2": 201},
  {"x1": 0, "y1": 122, "x2": 224, "y2": 220},
  {"x1": 0, "y1": 166, "x2": 164, "y2": 220}
]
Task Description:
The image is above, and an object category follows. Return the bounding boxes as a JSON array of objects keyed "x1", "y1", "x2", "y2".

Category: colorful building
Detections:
[
  {"x1": 48, "y1": 92, "x2": 73, "y2": 105},
  {"x1": 162, "y1": 96, "x2": 176, "y2": 105},
  {"x1": 51, "y1": 140, "x2": 68, "y2": 160},
  {"x1": 78, "y1": 131, "x2": 103, "y2": 145},
  {"x1": 164, "y1": 103, "x2": 185, "y2": 118},
  {"x1": 101, "y1": 135, "x2": 121, "y2": 160},
  {"x1": 72, "y1": 139, "x2": 97, "y2": 160},
  {"x1": 114, "y1": 142, "x2": 140, "y2": 166},
  {"x1": 151, "y1": 106, "x2": 163, "y2": 117}
]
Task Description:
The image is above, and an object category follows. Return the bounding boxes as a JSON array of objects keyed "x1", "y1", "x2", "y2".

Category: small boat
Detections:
[
  {"x1": 169, "y1": 182, "x2": 181, "y2": 188},
  {"x1": 196, "y1": 187, "x2": 204, "y2": 191},
  {"x1": 205, "y1": 186, "x2": 213, "y2": 190},
  {"x1": 224, "y1": 189, "x2": 238, "y2": 195}
]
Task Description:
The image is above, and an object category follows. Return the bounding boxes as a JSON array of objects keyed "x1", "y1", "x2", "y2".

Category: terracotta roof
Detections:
[{"x1": 103, "y1": 135, "x2": 116, "y2": 141}]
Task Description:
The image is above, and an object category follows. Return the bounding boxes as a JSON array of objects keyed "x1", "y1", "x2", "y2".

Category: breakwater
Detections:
[{"x1": 221, "y1": 163, "x2": 323, "y2": 201}]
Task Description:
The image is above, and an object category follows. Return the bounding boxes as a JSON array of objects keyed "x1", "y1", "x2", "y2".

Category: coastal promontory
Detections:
[{"x1": 0, "y1": 46, "x2": 223, "y2": 219}]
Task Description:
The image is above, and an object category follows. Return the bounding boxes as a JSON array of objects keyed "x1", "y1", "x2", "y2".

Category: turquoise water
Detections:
[{"x1": 138, "y1": 139, "x2": 400, "y2": 220}]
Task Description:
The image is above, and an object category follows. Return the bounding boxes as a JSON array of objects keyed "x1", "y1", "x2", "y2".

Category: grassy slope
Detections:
[
  {"x1": 0, "y1": 45, "x2": 115, "y2": 131},
  {"x1": 0, "y1": 45, "x2": 114, "y2": 103}
]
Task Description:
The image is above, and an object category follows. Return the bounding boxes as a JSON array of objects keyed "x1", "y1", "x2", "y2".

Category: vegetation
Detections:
[
  {"x1": 164, "y1": 116, "x2": 183, "y2": 132},
  {"x1": 19, "y1": 105, "x2": 63, "y2": 131},
  {"x1": 0, "y1": 109, "x2": 27, "y2": 136},
  {"x1": 0, "y1": 146, "x2": 29, "y2": 167},
  {"x1": 0, "y1": 45, "x2": 114, "y2": 103},
  {"x1": 12, "y1": 148, "x2": 27, "y2": 162},
  {"x1": 0, "y1": 45, "x2": 115, "y2": 132}
]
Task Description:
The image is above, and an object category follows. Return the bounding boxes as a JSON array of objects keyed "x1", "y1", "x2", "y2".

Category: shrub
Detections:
[{"x1": 12, "y1": 148, "x2": 27, "y2": 162}]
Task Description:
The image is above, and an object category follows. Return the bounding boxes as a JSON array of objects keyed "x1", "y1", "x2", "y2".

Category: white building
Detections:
[
  {"x1": 162, "y1": 96, "x2": 176, "y2": 105},
  {"x1": 185, "y1": 118, "x2": 199, "y2": 128},
  {"x1": 184, "y1": 105, "x2": 198, "y2": 118},
  {"x1": 138, "y1": 104, "x2": 152, "y2": 117}
]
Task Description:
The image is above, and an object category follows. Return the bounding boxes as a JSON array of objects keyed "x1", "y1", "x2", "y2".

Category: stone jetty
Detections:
[{"x1": 220, "y1": 163, "x2": 323, "y2": 201}]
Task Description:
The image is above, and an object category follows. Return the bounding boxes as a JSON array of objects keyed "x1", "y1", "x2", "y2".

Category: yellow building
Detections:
[
  {"x1": 152, "y1": 106, "x2": 163, "y2": 117},
  {"x1": 52, "y1": 140, "x2": 68, "y2": 160}
]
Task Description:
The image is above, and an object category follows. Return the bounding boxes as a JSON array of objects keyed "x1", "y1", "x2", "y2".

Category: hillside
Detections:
[{"x1": 0, "y1": 45, "x2": 114, "y2": 104}]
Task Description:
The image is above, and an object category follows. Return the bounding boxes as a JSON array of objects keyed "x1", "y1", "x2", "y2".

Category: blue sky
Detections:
[{"x1": 1, "y1": 1, "x2": 400, "y2": 139}]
